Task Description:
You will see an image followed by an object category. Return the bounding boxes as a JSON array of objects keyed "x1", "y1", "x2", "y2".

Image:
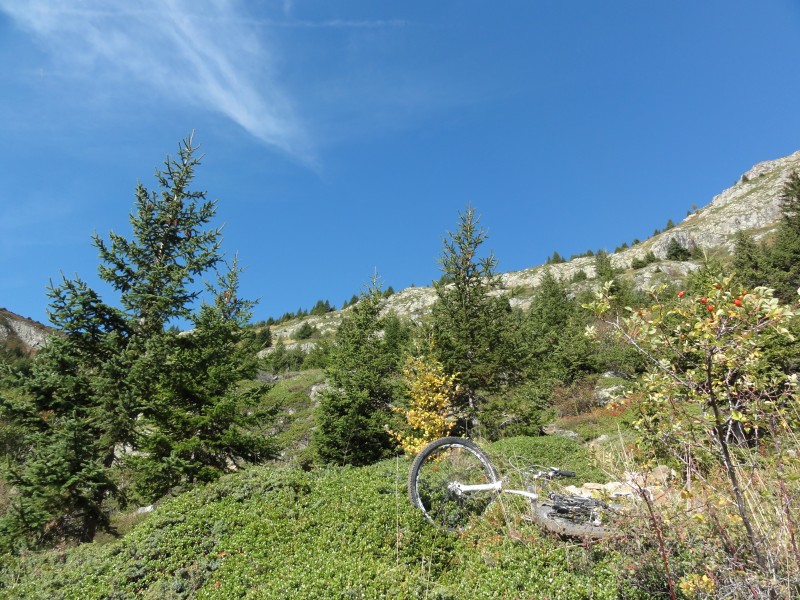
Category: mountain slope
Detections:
[
  {"x1": 0, "y1": 308, "x2": 51, "y2": 356},
  {"x1": 270, "y1": 149, "x2": 800, "y2": 341},
  {"x1": 5, "y1": 150, "x2": 798, "y2": 348}
]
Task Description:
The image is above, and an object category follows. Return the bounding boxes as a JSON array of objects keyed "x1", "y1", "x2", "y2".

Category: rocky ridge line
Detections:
[{"x1": 269, "y1": 149, "x2": 800, "y2": 344}]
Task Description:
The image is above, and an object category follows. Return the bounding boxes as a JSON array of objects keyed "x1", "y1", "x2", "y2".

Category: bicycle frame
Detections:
[
  {"x1": 409, "y1": 437, "x2": 611, "y2": 538},
  {"x1": 448, "y1": 479, "x2": 540, "y2": 501}
]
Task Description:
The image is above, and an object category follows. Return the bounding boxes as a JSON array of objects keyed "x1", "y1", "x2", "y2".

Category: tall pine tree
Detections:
[
  {"x1": 0, "y1": 136, "x2": 269, "y2": 548},
  {"x1": 125, "y1": 259, "x2": 275, "y2": 500},
  {"x1": 524, "y1": 269, "x2": 594, "y2": 384},
  {"x1": 733, "y1": 170, "x2": 800, "y2": 301},
  {"x1": 769, "y1": 170, "x2": 800, "y2": 301},
  {"x1": 430, "y1": 207, "x2": 520, "y2": 429},
  {"x1": 313, "y1": 278, "x2": 402, "y2": 466}
]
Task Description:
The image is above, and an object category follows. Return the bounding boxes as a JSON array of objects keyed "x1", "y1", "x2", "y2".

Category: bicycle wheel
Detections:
[
  {"x1": 530, "y1": 493, "x2": 613, "y2": 539},
  {"x1": 408, "y1": 437, "x2": 500, "y2": 531}
]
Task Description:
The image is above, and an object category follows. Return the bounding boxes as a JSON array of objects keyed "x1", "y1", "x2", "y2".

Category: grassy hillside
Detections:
[
  {"x1": 0, "y1": 437, "x2": 626, "y2": 599},
  {"x1": 4, "y1": 152, "x2": 800, "y2": 598}
]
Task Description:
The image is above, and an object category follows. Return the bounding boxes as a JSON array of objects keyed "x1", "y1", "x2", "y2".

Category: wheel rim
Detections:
[{"x1": 412, "y1": 443, "x2": 497, "y2": 530}]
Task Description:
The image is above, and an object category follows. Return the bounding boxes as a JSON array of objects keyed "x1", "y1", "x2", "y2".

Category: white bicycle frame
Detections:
[{"x1": 447, "y1": 480, "x2": 540, "y2": 501}]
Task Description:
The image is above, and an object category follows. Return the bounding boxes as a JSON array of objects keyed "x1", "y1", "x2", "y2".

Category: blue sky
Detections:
[{"x1": 2, "y1": 1, "x2": 799, "y2": 326}]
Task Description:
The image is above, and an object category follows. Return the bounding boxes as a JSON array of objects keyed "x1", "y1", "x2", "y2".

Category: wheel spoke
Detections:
[{"x1": 409, "y1": 438, "x2": 499, "y2": 531}]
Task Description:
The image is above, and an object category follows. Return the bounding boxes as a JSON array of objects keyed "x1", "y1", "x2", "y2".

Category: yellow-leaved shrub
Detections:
[{"x1": 390, "y1": 355, "x2": 459, "y2": 455}]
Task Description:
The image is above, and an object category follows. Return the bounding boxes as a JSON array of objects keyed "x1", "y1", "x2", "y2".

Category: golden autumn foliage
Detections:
[{"x1": 390, "y1": 355, "x2": 459, "y2": 455}]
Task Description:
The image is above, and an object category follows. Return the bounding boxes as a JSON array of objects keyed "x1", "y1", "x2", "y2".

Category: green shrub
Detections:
[
  {"x1": 261, "y1": 340, "x2": 306, "y2": 373},
  {"x1": 571, "y1": 269, "x2": 588, "y2": 282},
  {"x1": 488, "y1": 435, "x2": 606, "y2": 484},
  {"x1": 294, "y1": 321, "x2": 316, "y2": 340},
  {"x1": 630, "y1": 251, "x2": 658, "y2": 269},
  {"x1": 481, "y1": 382, "x2": 552, "y2": 441},
  {"x1": 0, "y1": 455, "x2": 621, "y2": 598}
]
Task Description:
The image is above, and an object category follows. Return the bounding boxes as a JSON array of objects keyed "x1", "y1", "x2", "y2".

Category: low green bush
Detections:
[
  {"x1": 488, "y1": 435, "x2": 607, "y2": 485},
  {"x1": 0, "y1": 445, "x2": 623, "y2": 598}
]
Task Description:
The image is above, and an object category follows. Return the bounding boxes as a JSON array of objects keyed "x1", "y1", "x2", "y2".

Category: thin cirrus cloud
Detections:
[{"x1": 0, "y1": 0, "x2": 314, "y2": 162}]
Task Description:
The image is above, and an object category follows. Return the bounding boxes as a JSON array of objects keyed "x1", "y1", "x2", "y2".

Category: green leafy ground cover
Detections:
[
  {"x1": 0, "y1": 437, "x2": 624, "y2": 599},
  {"x1": 260, "y1": 370, "x2": 325, "y2": 466}
]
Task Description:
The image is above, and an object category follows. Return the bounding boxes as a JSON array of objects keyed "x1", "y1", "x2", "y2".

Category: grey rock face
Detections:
[
  {"x1": 0, "y1": 309, "x2": 51, "y2": 354},
  {"x1": 266, "y1": 150, "x2": 800, "y2": 337},
  {"x1": 630, "y1": 150, "x2": 800, "y2": 262},
  {"x1": 542, "y1": 423, "x2": 580, "y2": 440}
]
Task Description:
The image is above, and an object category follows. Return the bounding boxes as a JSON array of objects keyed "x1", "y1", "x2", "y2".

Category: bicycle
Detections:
[{"x1": 408, "y1": 436, "x2": 615, "y2": 538}]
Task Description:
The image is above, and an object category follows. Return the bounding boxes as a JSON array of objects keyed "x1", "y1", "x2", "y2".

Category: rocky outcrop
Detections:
[
  {"x1": 672, "y1": 151, "x2": 800, "y2": 246},
  {"x1": 0, "y1": 309, "x2": 52, "y2": 355},
  {"x1": 564, "y1": 465, "x2": 676, "y2": 502},
  {"x1": 268, "y1": 150, "x2": 799, "y2": 337},
  {"x1": 627, "y1": 150, "x2": 800, "y2": 263},
  {"x1": 501, "y1": 151, "x2": 800, "y2": 295},
  {"x1": 382, "y1": 286, "x2": 438, "y2": 321}
]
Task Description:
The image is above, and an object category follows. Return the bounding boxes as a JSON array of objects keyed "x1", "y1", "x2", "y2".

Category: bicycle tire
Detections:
[
  {"x1": 408, "y1": 437, "x2": 500, "y2": 531},
  {"x1": 529, "y1": 497, "x2": 612, "y2": 539}
]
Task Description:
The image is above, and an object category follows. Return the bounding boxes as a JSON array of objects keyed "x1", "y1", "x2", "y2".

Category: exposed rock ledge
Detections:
[{"x1": 0, "y1": 309, "x2": 51, "y2": 354}]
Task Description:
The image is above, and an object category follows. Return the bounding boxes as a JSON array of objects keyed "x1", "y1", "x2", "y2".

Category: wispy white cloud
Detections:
[
  {"x1": 0, "y1": 0, "x2": 313, "y2": 162},
  {"x1": 272, "y1": 19, "x2": 409, "y2": 29}
]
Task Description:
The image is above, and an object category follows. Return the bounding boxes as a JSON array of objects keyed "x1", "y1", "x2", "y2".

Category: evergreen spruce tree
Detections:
[
  {"x1": 665, "y1": 238, "x2": 691, "y2": 261},
  {"x1": 0, "y1": 290, "x2": 123, "y2": 545},
  {"x1": 295, "y1": 321, "x2": 316, "y2": 339},
  {"x1": 524, "y1": 270, "x2": 594, "y2": 383},
  {"x1": 768, "y1": 171, "x2": 800, "y2": 301},
  {"x1": 265, "y1": 339, "x2": 288, "y2": 371},
  {"x1": 730, "y1": 172, "x2": 800, "y2": 302},
  {"x1": 0, "y1": 136, "x2": 268, "y2": 547},
  {"x1": 94, "y1": 136, "x2": 221, "y2": 335},
  {"x1": 481, "y1": 269, "x2": 593, "y2": 440},
  {"x1": 313, "y1": 279, "x2": 400, "y2": 466},
  {"x1": 594, "y1": 250, "x2": 616, "y2": 282},
  {"x1": 253, "y1": 326, "x2": 272, "y2": 351},
  {"x1": 732, "y1": 232, "x2": 771, "y2": 290},
  {"x1": 779, "y1": 170, "x2": 800, "y2": 230},
  {"x1": 310, "y1": 299, "x2": 332, "y2": 316},
  {"x1": 125, "y1": 260, "x2": 275, "y2": 500},
  {"x1": 430, "y1": 207, "x2": 520, "y2": 427}
]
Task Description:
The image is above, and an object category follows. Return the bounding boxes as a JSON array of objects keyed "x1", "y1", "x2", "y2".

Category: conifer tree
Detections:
[
  {"x1": 94, "y1": 136, "x2": 221, "y2": 335},
  {"x1": 313, "y1": 278, "x2": 400, "y2": 466},
  {"x1": 665, "y1": 238, "x2": 691, "y2": 261},
  {"x1": 430, "y1": 207, "x2": 520, "y2": 427},
  {"x1": 252, "y1": 326, "x2": 272, "y2": 350},
  {"x1": 524, "y1": 269, "x2": 594, "y2": 383},
  {"x1": 769, "y1": 170, "x2": 800, "y2": 301},
  {"x1": 732, "y1": 171, "x2": 800, "y2": 302},
  {"x1": 594, "y1": 250, "x2": 616, "y2": 282},
  {"x1": 732, "y1": 232, "x2": 771, "y2": 289},
  {"x1": 125, "y1": 259, "x2": 275, "y2": 500},
  {"x1": 0, "y1": 136, "x2": 267, "y2": 547}
]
